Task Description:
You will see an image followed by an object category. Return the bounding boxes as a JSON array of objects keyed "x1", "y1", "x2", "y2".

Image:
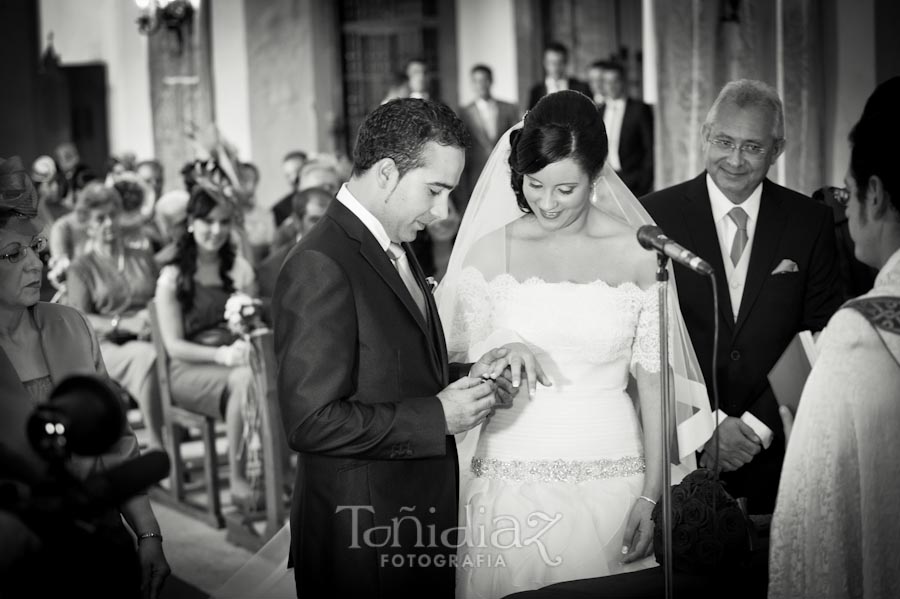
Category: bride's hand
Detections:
[
  {"x1": 621, "y1": 497, "x2": 655, "y2": 564},
  {"x1": 500, "y1": 342, "x2": 552, "y2": 399}
]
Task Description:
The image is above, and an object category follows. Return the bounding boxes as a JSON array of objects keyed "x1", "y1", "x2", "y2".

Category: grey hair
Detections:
[{"x1": 704, "y1": 79, "x2": 785, "y2": 140}]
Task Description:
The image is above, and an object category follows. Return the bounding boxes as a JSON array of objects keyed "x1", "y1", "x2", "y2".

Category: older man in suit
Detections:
[
  {"x1": 273, "y1": 99, "x2": 515, "y2": 598},
  {"x1": 527, "y1": 42, "x2": 591, "y2": 110},
  {"x1": 592, "y1": 61, "x2": 654, "y2": 196},
  {"x1": 456, "y1": 64, "x2": 520, "y2": 214},
  {"x1": 642, "y1": 80, "x2": 842, "y2": 515}
]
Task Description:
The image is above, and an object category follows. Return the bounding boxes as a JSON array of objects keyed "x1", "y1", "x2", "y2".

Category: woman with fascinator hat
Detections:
[
  {"x1": 435, "y1": 91, "x2": 715, "y2": 597},
  {"x1": 0, "y1": 156, "x2": 170, "y2": 597}
]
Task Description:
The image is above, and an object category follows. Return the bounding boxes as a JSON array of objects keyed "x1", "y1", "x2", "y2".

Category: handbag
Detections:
[{"x1": 188, "y1": 325, "x2": 238, "y2": 347}]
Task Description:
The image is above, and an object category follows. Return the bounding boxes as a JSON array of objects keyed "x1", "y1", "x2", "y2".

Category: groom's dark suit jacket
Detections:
[
  {"x1": 642, "y1": 174, "x2": 842, "y2": 513},
  {"x1": 273, "y1": 198, "x2": 466, "y2": 598}
]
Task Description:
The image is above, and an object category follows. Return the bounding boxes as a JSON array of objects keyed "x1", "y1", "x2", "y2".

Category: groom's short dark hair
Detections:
[{"x1": 352, "y1": 98, "x2": 471, "y2": 178}]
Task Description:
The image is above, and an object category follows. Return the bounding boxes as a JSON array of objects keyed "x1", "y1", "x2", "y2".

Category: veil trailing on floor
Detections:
[{"x1": 435, "y1": 122, "x2": 714, "y2": 469}]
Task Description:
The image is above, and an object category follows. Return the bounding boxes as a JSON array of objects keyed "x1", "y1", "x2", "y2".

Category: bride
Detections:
[
  {"x1": 436, "y1": 90, "x2": 713, "y2": 598},
  {"x1": 214, "y1": 91, "x2": 712, "y2": 599}
]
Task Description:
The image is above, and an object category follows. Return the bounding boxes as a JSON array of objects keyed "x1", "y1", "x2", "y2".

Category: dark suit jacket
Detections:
[
  {"x1": 272, "y1": 198, "x2": 466, "y2": 598},
  {"x1": 642, "y1": 174, "x2": 842, "y2": 513},
  {"x1": 271, "y1": 191, "x2": 296, "y2": 227},
  {"x1": 456, "y1": 99, "x2": 521, "y2": 213},
  {"x1": 599, "y1": 98, "x2": 654, "y2": 196},
  {"x1": 527, "y1": 78, "x2": 592, "y2": 110}
]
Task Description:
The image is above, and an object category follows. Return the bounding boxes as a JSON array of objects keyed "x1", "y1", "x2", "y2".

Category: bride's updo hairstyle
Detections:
[{"x1": 508, "y1": 90, "x2": 608, "y2": 213}]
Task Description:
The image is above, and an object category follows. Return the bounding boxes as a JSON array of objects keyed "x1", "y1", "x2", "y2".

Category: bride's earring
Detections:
[{"x1": 187, "y1": 225, "x2": 194, "y2": 233}]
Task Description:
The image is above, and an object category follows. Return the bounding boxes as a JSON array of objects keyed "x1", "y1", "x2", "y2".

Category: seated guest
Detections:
[
  {"x1": 31, "y1": 155, "x2": 69, "y2": 223},
  {"x1": 64, "y1": 184, "x2": 163, "y2": 450},
  {"x1": 258, "y1": 187, "x2": 332, "y2": 301},
  {"x1": 47, "y1": 173, "x2": 99, "y2": 286},
  {"x1": 527, "y1": 42, "x2": 591, "y2": 110},
  {"x1": 0, "y1": 156, "x2": 170, "y2": 598},
  {"x1": 271, "y1": 151, "x2": 308, "y2": 227},
  {"x1": 271, "y1": 159, "x2": 342, "y2": 250},
  {"x1": 153, "y1": 183, "x2": 258, "y2": 508},
  {"x1": 237, "y1": 161, "x2": 274, "y2": 263},
  {"x1": 111, "y1": 172, "x2": 159, "y2": 252},
  {"x1": 136, "y1": 159, "x2": 164, "y2": 201},
  {"x1": 152, "y1": 190, "x2": 189, "y2": 266},
  {"x1": 769, "y1": 77, "x2": 900, "y2": 599}
]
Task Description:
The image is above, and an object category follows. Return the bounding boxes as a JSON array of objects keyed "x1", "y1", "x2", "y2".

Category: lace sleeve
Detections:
[
  {"x1": 446, "y1": 268, "x2": 493, "y2": 360},
  {"x1": 630, "y1": 284, "x2": 673, "y2": 375}
]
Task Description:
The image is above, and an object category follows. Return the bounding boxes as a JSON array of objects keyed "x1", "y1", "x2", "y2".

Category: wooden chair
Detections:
[
  {"x1": 147, "y1": 299, "x2": 225, "y2": 528},
  {"x1": 224, "y1": 329, "x2": 290, "y2": 551}
]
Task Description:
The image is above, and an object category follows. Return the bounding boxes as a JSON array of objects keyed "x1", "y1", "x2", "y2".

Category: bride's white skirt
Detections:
[{"x1": 456, "y1": 473, "x2": 657, "y2": 599}]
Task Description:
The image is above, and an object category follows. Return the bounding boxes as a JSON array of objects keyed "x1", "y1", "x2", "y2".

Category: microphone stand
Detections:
[{"x1": 655, "y1": 252, "x2": 674, "y2": 599}]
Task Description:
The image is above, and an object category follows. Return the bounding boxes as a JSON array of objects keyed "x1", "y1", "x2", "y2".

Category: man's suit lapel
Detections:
[
  {"x1": 619, "y1": 99, "x2": 637, "y2": 156},
  {"x1": 680, "y1": 175, "x2": 735, "y2": 331},
  {"x1": 465, "y1": 104, "x2": 495, "y2": 151},
  {"x1": 404, "y1": 242, "x2": 449, "y2": 384},
  {"x1": 733, "y1": 180, "x2": 788, "y2": 336},
  {"x1": 328, "y1": 200, "x2": 430, "y2": 337}
]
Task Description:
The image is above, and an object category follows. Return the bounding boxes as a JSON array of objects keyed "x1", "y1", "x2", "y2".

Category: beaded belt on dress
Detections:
[{"x1": 470, "y1": 455, "x2": 645, "y2": 484}]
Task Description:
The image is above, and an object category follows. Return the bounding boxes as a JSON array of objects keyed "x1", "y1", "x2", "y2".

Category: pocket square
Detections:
[{"x1": 771, "y1": 259, "x2": 799, "y2": 275}]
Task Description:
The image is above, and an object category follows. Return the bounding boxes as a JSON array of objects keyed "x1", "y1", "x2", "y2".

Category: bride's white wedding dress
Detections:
[{"x1": 452, "y1": 267, "x2": 662, "y2": 599}]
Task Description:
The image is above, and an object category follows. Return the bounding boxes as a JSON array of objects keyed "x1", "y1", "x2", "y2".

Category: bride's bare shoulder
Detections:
[
  {"x1": 589, "y1": 213, "x2": 657, "y2": 289},
  {"x1": 507, "y1": 214, "x2": 545, "y2": 240}
]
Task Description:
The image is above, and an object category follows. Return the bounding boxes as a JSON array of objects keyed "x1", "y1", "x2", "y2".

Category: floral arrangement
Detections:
[
  {"x1": 224, "y1": 292, "x2": 268, "y2": 513},
  {"x1": 225, "y1": 292, "x2": 266, "y2": 338},
  {"x1": 651, "y1": 468, "x2": 751, "y2": 575}
]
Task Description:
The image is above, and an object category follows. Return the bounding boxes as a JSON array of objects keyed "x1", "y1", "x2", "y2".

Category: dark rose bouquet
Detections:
[{"x1": 651, "y1": 469, "x2": 751, "y2": 574}]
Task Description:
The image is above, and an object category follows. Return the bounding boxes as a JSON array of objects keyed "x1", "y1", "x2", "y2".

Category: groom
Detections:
[{"x1": 273, "y1": 99, "x2": 508, "y2": 598}]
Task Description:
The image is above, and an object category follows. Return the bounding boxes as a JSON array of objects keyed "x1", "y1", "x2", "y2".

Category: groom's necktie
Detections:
[
  {"x1": 728, "y1": 207, "x2": 749, "y2": 266},
  {"x1": 387, "y1": 243, "x2": 427, "y2": 320}
]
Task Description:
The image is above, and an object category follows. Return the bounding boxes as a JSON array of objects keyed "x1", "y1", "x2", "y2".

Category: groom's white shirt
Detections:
[
  {"x1": 706, "y1": 175, "x2": 773, "y2": 449},
  {"x1": 336, "y1": 183, "x2": 391, "y2": 252}
]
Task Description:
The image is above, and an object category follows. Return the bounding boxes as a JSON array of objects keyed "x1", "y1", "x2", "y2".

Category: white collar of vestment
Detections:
[{"x1": 875, "y1": 246, "x2": 900, "y2": 291}]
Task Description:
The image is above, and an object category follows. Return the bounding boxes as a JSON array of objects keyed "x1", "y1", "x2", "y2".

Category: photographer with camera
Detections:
[{"x1": 0, "y1": 156, "x2": 169, "y2": 598}]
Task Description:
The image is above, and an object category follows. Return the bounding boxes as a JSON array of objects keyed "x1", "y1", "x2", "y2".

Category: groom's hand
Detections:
[{"x1": 438, "y1": 377, "x2": 497, "y2": 435}]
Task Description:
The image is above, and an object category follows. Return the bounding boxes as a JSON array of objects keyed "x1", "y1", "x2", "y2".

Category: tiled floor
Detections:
[
  {"x1": 133, "y1": 413, "x2": 259, "y2": 597},
  {"x1": 151, "y1": 499, "x2": 254, "y2": 597}
]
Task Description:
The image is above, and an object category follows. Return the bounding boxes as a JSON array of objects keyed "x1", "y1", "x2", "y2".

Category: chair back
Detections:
[
  {"x1": 147, "y1": 299, "x2": 177, "y2": 413},
  {"x1": 249, "y1": 330, "x2": 288, "y2": 534}
]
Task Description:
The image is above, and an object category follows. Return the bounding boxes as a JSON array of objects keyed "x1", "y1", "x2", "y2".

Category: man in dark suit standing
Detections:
[
  {"x1": 642, "y1": 80, "x2": 842, "y2": 514},
  {"x1": 271, "y1": 150, "x2": 308, "y2": 227},
  {"x1": 273, "y1": 99, "x2": 512, "y2": 598},
  {"x1": 456, "y1": 64, "x2": 520, "y2": 214},
  {"x1": 527, "y1": 42, "x2": 591, "y2": 110},
  {"x1": 593, "y1": 61, "x2": 654, "y2": 196}
]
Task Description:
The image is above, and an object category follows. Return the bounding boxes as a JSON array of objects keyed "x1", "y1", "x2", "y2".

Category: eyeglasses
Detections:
[
  {"x1": 707, "y1": 137, "x2": 770, "y2": 157},
  {"x1": 0, "y1": 237, "x2": 48, "y2": 263},
  {"x1": 832, "y1": 187, "x2": 851, "y2": 207}
]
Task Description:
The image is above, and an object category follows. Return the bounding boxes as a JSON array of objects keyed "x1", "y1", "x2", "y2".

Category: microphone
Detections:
[{"x1": 637, "y1": 225, "x2": 714, "y2": 276}]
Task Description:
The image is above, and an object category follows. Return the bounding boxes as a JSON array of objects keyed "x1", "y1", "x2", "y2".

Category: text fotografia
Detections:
[{"x1": 336, "y1": 505, "x2": 564, "y2": 567}]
